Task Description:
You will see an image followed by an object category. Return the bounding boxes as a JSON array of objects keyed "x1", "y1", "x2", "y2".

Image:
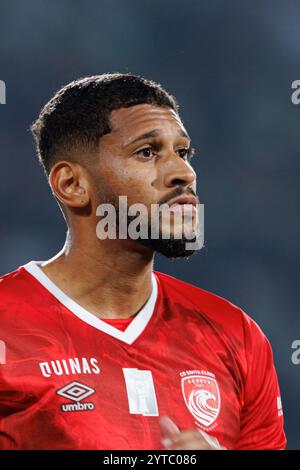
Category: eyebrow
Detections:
[{"x1": 127, "y1": 128, "x2": 191, "y2": 146}]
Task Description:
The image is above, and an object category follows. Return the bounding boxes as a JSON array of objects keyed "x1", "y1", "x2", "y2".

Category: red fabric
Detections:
[
  {"x1": 0, "y1": 266, "x2": 286, "y2": 450},
  {"x1": 100, "y1": 317, "x2": 134, "y2": 331}
]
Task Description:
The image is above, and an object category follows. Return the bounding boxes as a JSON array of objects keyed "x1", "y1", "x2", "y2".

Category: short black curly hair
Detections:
[{"x1": 31, "y1": 73, "x2": 178, "y2": 175}]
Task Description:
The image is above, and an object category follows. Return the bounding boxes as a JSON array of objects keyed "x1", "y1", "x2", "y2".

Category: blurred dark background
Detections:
[{"x1": 0, "y1": 0, "x2": 299, "y2": 448}]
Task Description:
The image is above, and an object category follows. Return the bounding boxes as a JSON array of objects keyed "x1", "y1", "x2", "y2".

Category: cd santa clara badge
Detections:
[{"x1": 181, "y1": 373, "x2": 220, "y2": 428}]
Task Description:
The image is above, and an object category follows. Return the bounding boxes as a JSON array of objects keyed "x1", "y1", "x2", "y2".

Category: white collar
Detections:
[{"x1": 23, "y1": 261, "x2": 158, "y2": 345}]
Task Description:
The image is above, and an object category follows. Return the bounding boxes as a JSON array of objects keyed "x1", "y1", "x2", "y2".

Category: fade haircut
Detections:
[{"x1": 31, "y1": 73, "x2": 178, "y2": 175}]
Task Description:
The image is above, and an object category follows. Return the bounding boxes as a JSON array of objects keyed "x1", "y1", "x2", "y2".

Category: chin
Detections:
[{"x1": 138, "y1": 235, "x2": 199, "y2": 259}]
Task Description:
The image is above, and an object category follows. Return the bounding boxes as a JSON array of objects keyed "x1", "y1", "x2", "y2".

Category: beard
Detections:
[
  {"x1": 137, "y1": 231, "x2": 198, "y2": 259},
  {"x1": 95, "y1": 184, "x2": 200, "y2": 259}
]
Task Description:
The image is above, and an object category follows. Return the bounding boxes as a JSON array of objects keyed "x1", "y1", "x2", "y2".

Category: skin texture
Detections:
[{"x1": 40, "y1": 103, "x2": 216, "y2": 450}]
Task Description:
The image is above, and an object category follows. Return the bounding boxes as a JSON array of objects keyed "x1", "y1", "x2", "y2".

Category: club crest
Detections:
[{"x1": 181, "y1": 374, "x2": 220, "y2": 427}]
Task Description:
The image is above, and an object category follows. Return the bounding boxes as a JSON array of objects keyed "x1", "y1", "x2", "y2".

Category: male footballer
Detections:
[{"x1": 0, "y1": 73, "x2": 286, "y2": 450}]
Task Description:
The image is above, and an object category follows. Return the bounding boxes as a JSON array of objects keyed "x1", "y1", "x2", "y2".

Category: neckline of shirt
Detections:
[{"x1": 23, "y1": 260, "x2": 158, "y2": 345}]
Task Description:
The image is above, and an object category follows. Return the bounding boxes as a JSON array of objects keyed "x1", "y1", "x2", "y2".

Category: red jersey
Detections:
[{"x1": 0, "y1": 261, "x2": 286, "y2": 450}]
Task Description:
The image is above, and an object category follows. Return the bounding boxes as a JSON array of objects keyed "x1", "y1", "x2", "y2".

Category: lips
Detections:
[
  {"x1": 168, "y1": 203, "x2": 196, "y2": 213},
  {"x1": 167, "y1": 195, "x2": 197, "y2": 208}
]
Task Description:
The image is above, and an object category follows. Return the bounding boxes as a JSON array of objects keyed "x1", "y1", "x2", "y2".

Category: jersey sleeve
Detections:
[{"x1": 234, "y1": 314, "x2": 287, "y2": 450}]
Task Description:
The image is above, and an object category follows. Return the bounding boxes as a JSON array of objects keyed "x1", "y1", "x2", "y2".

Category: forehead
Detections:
[{"x1": 107, "y1": 104, "x2": 187, "y2": 146}]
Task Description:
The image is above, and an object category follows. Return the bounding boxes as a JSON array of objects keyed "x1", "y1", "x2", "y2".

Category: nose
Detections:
[{"x1": 163, "y1": 154, "x2": 196, "y2": 188}]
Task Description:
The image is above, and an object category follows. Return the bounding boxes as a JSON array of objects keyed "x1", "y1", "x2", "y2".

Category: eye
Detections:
[
  {"x1": 136, "y1": 146, "x2": 156, "y2": 159},
  {"x1": 177, "y1": 147, "x2": 195, "y2": 161}
]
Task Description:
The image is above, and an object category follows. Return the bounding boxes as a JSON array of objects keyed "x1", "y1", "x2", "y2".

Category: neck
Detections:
[{"x1": 41, "y1": 229, "x2": 155, "y2": 319}]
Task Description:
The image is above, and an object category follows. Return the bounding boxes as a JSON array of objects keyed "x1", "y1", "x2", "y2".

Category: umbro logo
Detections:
[
  {"x1": 57, "y1": 381, "x2": 95, "y2": 401},
  {"x1": 57, "y1": 381, "x2": 95, "y2": 412}
]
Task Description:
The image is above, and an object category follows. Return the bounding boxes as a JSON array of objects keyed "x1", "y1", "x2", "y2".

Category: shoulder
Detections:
[
  {"x1": 154, "y1": 270, "x2": 265, "y2": 343},
  {"x1": 0, "y1": 265, "x2": 38, "y2": 311},
  {"x1": 0, "y1": 266, "x2": 26, "y2": 295}
]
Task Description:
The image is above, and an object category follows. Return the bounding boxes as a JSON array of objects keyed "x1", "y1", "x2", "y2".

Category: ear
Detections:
[{"x1": 49, "y1": 161, "x2": 90, "y2": 209}]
